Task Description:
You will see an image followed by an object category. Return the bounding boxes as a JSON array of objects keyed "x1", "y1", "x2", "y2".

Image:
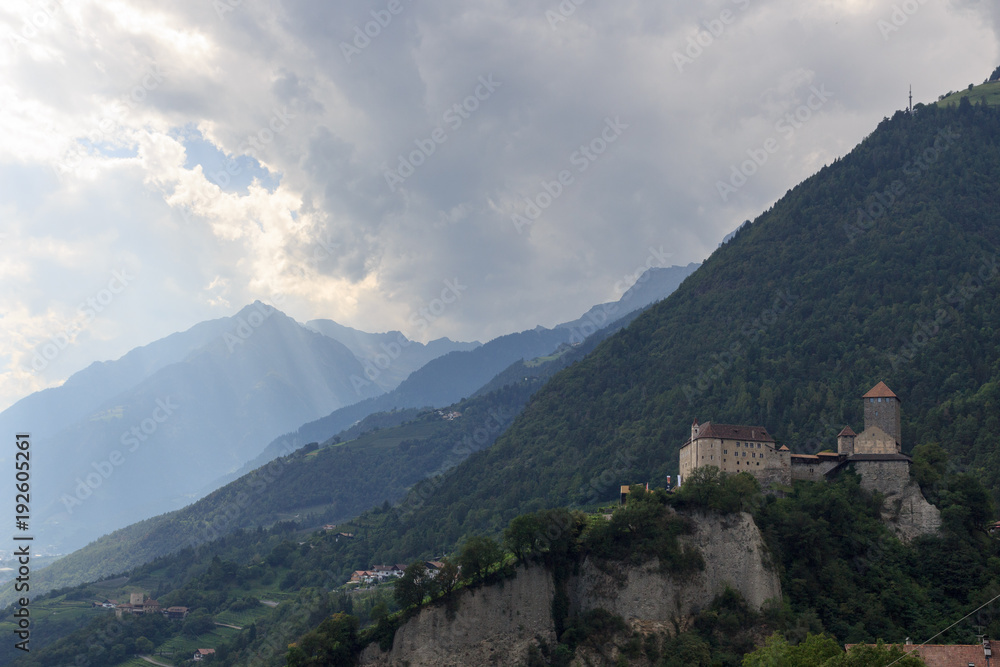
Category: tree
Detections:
[
  {"x1": 911, "y1": 442, "x2": 947, "y2": 497},
  {"x1": 394, "y1": 560, "x2": 429, "y2": 609},
  {"x1": 457, "y1": 535, "x2": 504, "y2": 583},
  {"x1": 504, "y1": 513, "x2": 542, "y2": 561},
  {"x1": 432, "y1": 558, "x2": 460, "y2": 597},
  {"x1": 672, "y1": 466, "x2": 754, "y2": 513},
  {"x1": 286, "y1": 613, "x2": 359, "y2": 667},
  {"x1": 741, "y1": 632, "x2": 842, "y2": 666},
  {"x1": 661, "y1": 632, "x2": 712, "y2": 666},
  {"x1": 134, "y1": 637, "x2": 154, "y2": 655},
  {"x1": 825, "y1": 640, "x2": 926, "y2": 666},
  {"x1": 181, "y1": 610, "x2": 215, "y2": 638}
]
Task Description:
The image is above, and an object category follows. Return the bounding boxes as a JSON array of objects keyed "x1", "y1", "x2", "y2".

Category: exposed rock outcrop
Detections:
[
  {"x1": 359, "y1": 564, "x2": 557, "y2": 667},
  {"x1": 360, "y1": 511, "x2": 781, "y2": 666},
  {"x1": 876, "y1": 478, "x2": 942, "y2": 542},
  {"x1": 571, "y1": 510, "x2": 780, "y2": 632},
  {"x1": 850, "y1": 459, "x2": 942, "y2": 541}
]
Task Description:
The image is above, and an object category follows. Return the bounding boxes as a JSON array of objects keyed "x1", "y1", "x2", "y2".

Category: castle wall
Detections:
[
  {"x1": 755, "y1": 463, "x2": 791, "y2": 487},
  {"x1": 682, "y1": 437, "x2": 786, "y2": 486},
  {"x1": 864, "y1": 397, "x2": 901, "y2": 445},
  {"x1": 853, "y1": 459, "x2": 911, "y2": 496},
  {"x1": 854, "y1": 426, "x2": 898, "y2": 455},
  {"x1": 790, "y1": 458, "x2": 839, "y2": 481}
]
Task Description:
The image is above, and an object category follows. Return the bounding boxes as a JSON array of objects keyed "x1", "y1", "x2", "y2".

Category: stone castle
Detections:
[{"x1": 678, "y1": 382, "x2": 941, "y2": 539}]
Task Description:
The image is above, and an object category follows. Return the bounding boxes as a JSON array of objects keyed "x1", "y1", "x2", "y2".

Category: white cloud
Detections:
[{"x1": 0, "y1": 0, "x2": 997, "y2": 410}]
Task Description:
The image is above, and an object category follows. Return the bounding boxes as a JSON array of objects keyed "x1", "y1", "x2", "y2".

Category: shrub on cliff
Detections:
[
  {"x1": 670, "y1": 467, "x2": 763, "y2": 514},
  {"x1": 582, "y1": 485, "x2": 702, "y2": 574}
]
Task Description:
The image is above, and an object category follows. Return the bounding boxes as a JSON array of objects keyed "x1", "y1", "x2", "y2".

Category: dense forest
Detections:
[
  {"x1": 7, "y1": 92, "x2": 1000, "y2": 665},
  {"x1": 344, "y1": 97, "x2": 1000, "y2": 563}
]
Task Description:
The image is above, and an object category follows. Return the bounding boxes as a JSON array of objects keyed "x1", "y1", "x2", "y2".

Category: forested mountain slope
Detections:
[{"x1": 352, "y1": 99, "x2": 1000, "y2": 558}]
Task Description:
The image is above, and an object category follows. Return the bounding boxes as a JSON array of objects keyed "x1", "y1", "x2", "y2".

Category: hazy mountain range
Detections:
[{"x1": 0, "y1": 263, "x2": 698, "y2": 556}]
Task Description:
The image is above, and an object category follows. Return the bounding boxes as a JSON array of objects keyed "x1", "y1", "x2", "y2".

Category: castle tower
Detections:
[
  {"x1": 862, "y1": 382, "x2": 901, "y2": 451},
  {"x1": 691, "y1": 418, "x2": 700, "y2": 442},
  {"x1": 837, "y1": 426, "x2": 856, "y2": 456},
  {"x1": 130, "y1": 592, "x2": 143, "y2": 605}
]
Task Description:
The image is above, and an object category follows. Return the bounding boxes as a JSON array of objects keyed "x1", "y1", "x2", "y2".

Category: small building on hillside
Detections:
[
  {"x1": 114, "y1": 593, "x2": 162, "y2": 617},
  {"x1": 194, "y1": 648, "x2": 216, "y2": 661},
  {"x1": 350, "y1": 570, "x2": 375, "y2": 584},
  {"x1": 164, "y1": 606, "x2": 190, "y2": 620}
]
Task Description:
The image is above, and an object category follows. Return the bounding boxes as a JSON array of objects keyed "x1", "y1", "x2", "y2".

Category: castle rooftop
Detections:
[
  {"x1": 694, "y1": 422, "x2": 774, "y2": 442},
  {"x1": 862, "y1": 381, "x2": 897, "y2": 399}
]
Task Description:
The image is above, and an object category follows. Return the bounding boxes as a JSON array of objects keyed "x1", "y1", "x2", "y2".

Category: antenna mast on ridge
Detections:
[{"x1": 909, "y1": 85, "x2": 913, "y2": 113}]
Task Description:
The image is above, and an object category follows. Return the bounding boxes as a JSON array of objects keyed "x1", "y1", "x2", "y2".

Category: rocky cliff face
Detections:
[
  {"x1": 877, "y1": 478, "x2": 943, "y2": 542},
  {"x1": 360, "y1": 564, "x2": 557, "y2": 667},
  {"x1": 571, "y1": 510, "x2": 780, "y2": 635},
  {"x1": 360, "y1": 511, "x2": 781, "y2": 667},
  {"x1": 854, "y1": 460, "x2": 942, "y2": 541}
]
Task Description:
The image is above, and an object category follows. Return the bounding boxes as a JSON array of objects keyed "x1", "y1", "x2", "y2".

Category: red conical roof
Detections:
[{"x1": 862, "y1": 382, "x2": 897, "y2": 399}]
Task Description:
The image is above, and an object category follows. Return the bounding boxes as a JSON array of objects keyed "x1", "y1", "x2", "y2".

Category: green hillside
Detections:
[
  {"x1": 936, "y1": 81, "x2": 1000, "y2": 108},
  {"x1": 345, "y1": 99, "x2": 1000, "y2": 561},
  {"x1": 0, "y1": 382, "x2": 536, "y2": 608}
]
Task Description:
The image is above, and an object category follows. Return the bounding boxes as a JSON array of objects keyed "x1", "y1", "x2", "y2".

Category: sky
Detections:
[{"x1": 0, "y1": 0, "x2": 997, "y2": 412}]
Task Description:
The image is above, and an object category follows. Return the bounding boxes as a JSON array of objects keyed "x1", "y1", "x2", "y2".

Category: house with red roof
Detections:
[{"x1": 846, "y1": 639, "x2": 993, "y2": 666}]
